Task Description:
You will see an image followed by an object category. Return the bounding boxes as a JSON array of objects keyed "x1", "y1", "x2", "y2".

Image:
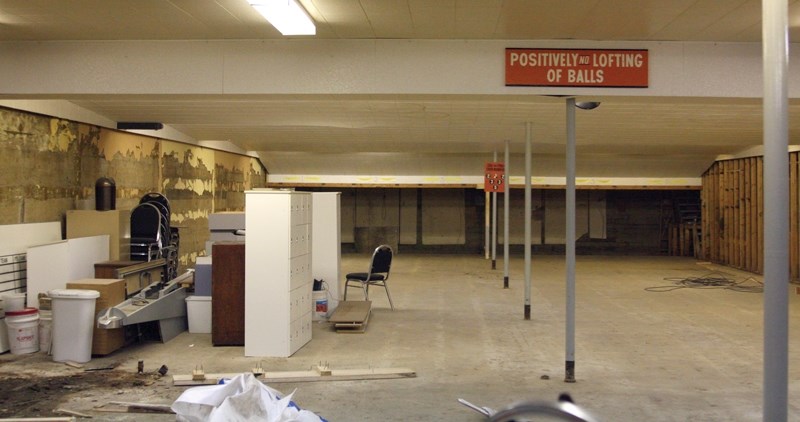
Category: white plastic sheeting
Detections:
[{"x1": 172, "y1": 373, "x2": 324, "y2": 422}]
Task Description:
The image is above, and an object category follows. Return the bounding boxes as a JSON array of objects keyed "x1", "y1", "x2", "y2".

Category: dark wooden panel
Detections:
[{"x1": 212, "y1": 242, "x2": 245, "y2": 346}]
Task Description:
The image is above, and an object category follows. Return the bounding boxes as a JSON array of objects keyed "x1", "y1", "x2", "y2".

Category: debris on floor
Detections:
[
  {"x1": 94, "y1": 401, "x2": 174, "y2": 414},
  {"x1": 171, "y1": 373, "x2": 325, "y2": 421},
  {"x1": 0, "y1": 369, "x2": 167, "y2": 419}
]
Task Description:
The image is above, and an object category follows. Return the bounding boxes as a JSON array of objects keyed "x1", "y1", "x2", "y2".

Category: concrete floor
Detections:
[{"x1": 1, "y1": 254, "x2": 799, "y2": 421}]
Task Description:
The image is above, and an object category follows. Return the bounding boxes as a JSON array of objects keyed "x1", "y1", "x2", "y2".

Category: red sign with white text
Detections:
[
  {"x1": 505, "y1": 48, "x2": 648, "y2": 88},
  {"x1": 484, "y1": 162, "x2": 505, "y2": 192}
]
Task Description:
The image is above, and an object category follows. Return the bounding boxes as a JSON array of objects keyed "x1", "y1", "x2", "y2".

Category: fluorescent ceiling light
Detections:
[{"x1": 249, "y1": 0, "x2": 316, "y2": 36}]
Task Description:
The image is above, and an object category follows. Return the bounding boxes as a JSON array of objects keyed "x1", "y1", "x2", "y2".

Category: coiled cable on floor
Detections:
[{"x1": 645, "y1": 271, "x2": 763, "y2": 293}]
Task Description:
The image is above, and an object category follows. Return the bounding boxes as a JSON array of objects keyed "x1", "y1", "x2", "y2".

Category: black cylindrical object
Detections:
[{"x1": 95, "y1": 177, "x2": 116, "y2": 211}]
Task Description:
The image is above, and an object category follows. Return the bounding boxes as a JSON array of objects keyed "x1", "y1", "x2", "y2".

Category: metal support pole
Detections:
[
  {"x1": 565, "y1": 98, "x2": 577, "y2": 383},
  {"x1": 492, "y1": 151, "x2": 498, "y2": 270},
  {"x1": 762, "y1": 0, "x2": 789, "y2": 420},
  {"x1": 504, "y1": 140, "x2": 510, "y2": 289},
  {"x1": 524, "y1": 122, "x2": 532, "y2": 320},
  {"x1": 485, "y1": 191, "x2": 490, "y2": 259}
]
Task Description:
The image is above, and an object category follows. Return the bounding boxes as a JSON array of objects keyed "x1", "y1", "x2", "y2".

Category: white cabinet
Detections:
[
  {"x1": 244, "y1": 190, "x2": 312, "y2": 357},
  {"x1": 312, "y1": 192, "x2": 341, "y2": 313}
]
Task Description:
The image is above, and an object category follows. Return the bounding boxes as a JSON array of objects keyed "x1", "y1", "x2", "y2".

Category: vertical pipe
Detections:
[
  {"x1": 763, "y1": 0, "x2": 789, "y2": 420},
  {"x1": 492, "y1": 151, "x2": 498, "y2": 269},
  {"x1": 485, "y1": 190, "x2": 491, "y2": 259},
  {"x1": 565, "y1": 98, "x2": 577, "y2": 383},
  {"x1": 524, "y1": 122, "x2": 532, "y2": 320},
  {"x1": 504, "y1": 140, "x2": 511, "y2": 289}
]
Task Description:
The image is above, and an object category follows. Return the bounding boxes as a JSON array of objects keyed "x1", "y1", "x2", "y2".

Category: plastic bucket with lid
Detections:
[
  {"x1": 49, "y1": 289, "x2": 99, "y2": 363},
  {"x1": 6, "y1": 308, "x2": 39, "y2": 354},
  {"x1": 2, "y1": 293, "x2": 26, "y2": 312}
]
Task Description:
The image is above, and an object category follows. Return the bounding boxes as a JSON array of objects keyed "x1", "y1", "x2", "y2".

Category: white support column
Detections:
[
  {"x1": 492, "y1": 151, "x2": 498, "y2": 270},
  {"x1": 504, "y1": 139, "x2": 511, "y2": 289},
  {"x1": 565, "y1": 98, "x2": 577, "y2": 383},
  {"x1": 485, "y1": 190, "x2": 491, "y2": 259},
  {"x1": 762, "y1": 0, "x2": 789, "y2": 420},
  {"x1": 524, "y1": 123, "x2": 532, "y2": 320}
]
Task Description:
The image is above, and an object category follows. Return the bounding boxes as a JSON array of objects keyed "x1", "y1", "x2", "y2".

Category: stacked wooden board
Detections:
[{"x1": 328, "y1": 300, "x2": 371, "y2": 333}]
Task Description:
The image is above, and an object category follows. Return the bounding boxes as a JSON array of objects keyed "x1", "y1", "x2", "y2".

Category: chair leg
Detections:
[
  {"x1": 344, "y1": 280, "x2": 349, "y2": 301},
  {"x1": 364, "y1": 283, "x2": 370, "y2": 301},
  {"x1": 383, "y1": 281, "x2": 395, "y2": 310}
]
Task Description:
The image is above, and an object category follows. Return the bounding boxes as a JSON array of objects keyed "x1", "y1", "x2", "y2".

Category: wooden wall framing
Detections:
[{"x1": 701, "y1": 155, "x2": 779, "y2": 276}]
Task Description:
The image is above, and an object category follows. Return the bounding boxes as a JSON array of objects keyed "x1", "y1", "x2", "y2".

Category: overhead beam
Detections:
[{"x1": 0, "y1": 40, "x2": 797, "y2": 98}]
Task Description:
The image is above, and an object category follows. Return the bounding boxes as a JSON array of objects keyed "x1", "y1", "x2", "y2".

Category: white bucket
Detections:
[
  {"x1": 312, "y1": 290, "x2": 328, "y2": 321},
  {"x1": 38, "y1": 309, "x2": 53, "y2": 354},
  {"x1": 6, "y1": 308, "x2": 39, "y2": 354},
  {"x1": 49, "y1": 289, "x2": 99, "y2": 363},
  {"x1": 2, "y1": 293, "x2": 26, "y2": 312},
  {"x1": 185, "y1": 296, "x2": 211, "y2": 334}
]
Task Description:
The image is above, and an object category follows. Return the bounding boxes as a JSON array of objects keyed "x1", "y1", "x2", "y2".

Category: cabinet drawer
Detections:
[
  {"x1": 289, "y1": 255, "x2": 310, "y2": 291},
  {"x1": 289, "y1": 285, "x2": 312, "y2": 322},
  {"x1": 289, "y1": 313, "x2": 312, "y2": 353}
]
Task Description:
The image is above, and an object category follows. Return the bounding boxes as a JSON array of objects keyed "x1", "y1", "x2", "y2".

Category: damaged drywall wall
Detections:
[
  {"x1": 0, "y1": 109, "x2": 82, "y2": 224},
  {"x1": 160, "y1": 140, "x2": 215, "y2": 269},
  {"x1": 0, "y1": 106, "x2": 266, "y2": 270}
]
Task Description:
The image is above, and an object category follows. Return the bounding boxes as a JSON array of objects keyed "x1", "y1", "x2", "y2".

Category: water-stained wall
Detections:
[{"x1": 0, "y1": 106, "x2": 265, "y2": 269}]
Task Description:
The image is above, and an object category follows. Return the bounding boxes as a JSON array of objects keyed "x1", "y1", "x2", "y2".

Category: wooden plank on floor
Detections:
[
  {"x1": 329, "y1": 300, "x2": 372, "y2": 333},
  {"x1": 329, "y1": 300, "x2": 371, "y2": 323},
  {"x1": 173, "y1": 367, "x2": 417, "y2": 386}
]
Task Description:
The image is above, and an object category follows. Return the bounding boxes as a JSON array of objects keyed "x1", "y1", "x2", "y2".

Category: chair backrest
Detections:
[
  {"x1": 131, "y1": 202, "x2": 162, "y2": 243},
  {"x1": 139, "y1": 192, "x2": 171, "y2": 243},
  {"x1": 139, "y1": 192, "x2": 171, "y2": 215},
  {"x1": 370, "y1": 244, "x2": 393, "y2": 275}
]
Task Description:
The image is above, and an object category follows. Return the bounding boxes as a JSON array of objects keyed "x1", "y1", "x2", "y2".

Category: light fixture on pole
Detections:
[
  {"x1": 575, "y1": 101, "x2": 601, "y2": 110},
  {"x1": 248, "y1": 0, "x2": 316, "y2": 36}
]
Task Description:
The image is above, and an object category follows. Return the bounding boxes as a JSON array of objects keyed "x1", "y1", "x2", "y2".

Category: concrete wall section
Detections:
[
  {"x1": 399, "y1": 189, "x2": 417, "y2": 245},
  {"x1": 421, "y1": 189, "x2": 465, "y2": 245},
  {"x1": 300, "y1": 187, "x2": 663, "y2": 254}
]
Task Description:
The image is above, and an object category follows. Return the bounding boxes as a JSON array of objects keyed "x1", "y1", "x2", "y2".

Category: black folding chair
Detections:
[
  {"x1": 344, "y1": 244, "x2": 394, "y2": 310},
  {"x1": 130, "y1": 202, "x2": 163, "y2": 262}
]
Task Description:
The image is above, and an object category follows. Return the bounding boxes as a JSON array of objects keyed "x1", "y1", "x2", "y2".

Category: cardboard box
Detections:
[{"x1": 66, "y1": 278, "x2": 126, "y2": 355}]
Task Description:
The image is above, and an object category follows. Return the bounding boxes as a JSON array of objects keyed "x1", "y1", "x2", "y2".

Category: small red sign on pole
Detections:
[
  {"x1": 505, "y1": 48, "x2": 648, "y2": 88},
  {"x1": 484, "y1": 162, "x2": 505, "y2": 192}
]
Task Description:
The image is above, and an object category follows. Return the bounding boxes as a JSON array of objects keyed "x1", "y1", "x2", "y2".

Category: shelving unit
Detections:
[{"x1": 244, "y1": 190, "x2": 312, "y2": 357}]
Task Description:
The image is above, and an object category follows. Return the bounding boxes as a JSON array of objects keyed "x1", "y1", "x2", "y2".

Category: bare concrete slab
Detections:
[{"x1": 1, "y1": 254, "x2": 798, "y2": 421}]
